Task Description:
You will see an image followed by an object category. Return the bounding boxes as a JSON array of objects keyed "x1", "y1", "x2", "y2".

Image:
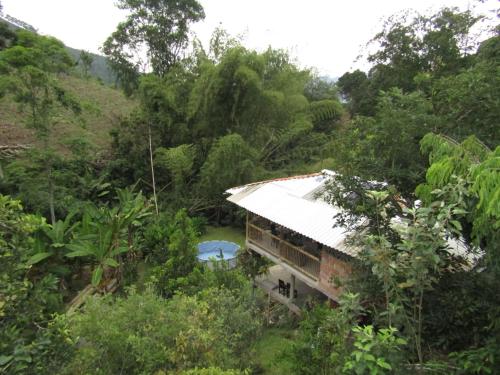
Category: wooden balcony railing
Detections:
[{"x1": 247, "y1": 223, "x2": 320, "y2": 280}]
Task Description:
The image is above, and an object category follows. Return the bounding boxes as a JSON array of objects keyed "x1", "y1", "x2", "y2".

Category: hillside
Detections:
[
  {"x1": 1, "y1": 14, "x2": 116, "y2": 84},
  {"x1": 66, "y1": 46, "x2": 117, "y2": 85},
  {"x1": 0, "y1": 74, "x2": 136, "y2": 154}
]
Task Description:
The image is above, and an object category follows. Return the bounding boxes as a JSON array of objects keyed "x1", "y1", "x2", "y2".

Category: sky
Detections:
[{"x1": 1, "y1": 0, "x2": 497, "y2": 77}]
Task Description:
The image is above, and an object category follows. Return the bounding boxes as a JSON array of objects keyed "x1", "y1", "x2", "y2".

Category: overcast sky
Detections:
[{"x1": 2, "y1": 0, "x2": 497, "y2": 77}]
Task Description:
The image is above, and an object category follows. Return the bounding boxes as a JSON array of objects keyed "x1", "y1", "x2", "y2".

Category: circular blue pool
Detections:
[{"x1": 197, "y1": 240, "x2": 239, "y2": 269}]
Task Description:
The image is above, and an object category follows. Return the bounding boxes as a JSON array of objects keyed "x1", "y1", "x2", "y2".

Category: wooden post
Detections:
[
  {"x1": 267, "y1": 291, "x2": 271, "y2": 326},
  {"x1": 246, "y1": 211, "x2": 249, "y2": 241}
]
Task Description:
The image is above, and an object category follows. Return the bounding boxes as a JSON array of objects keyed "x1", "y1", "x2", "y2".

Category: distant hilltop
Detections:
[
  {"x1": 0, "y1": 13, "x2": 36, "y2": 32},
  {"x1": 0, "y1": 13, "x2": 116, "y2": 85}
]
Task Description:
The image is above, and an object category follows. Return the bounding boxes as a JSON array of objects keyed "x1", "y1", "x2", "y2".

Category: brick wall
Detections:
[{"x1": 319, "y1": 250, "x2": 352, "y2": 300}]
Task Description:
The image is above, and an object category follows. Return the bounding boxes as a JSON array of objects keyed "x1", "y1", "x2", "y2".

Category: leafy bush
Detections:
[
  {"x1": 152, "y1": 209, "x2": 200, "y2": 297},
  {"x1": 0, "y1": 195, "x2": 64, "y2": 373},
  {"x1": 288, "y1": 293, "x2": 363, "y2": 374},
  {"x1": 58, "y1": 287, "x2": 261, "y2": 374},
  {"x1": 343, "y1": 326, "x2": 406, "y2": 374}
]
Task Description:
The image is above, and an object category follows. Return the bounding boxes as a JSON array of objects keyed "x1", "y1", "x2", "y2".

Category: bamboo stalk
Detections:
[{"x1": 148, "y1": 125, "x2": 159, "y2": 216}]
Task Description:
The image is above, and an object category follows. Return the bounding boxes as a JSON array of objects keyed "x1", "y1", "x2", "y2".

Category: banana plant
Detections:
[
  {"x1": 27, "y1": 210, "x2": 79, "y2": 267},
  {"x1": 66, "y1": 188, "x2": 151, "y2": 286},
  {"x1": 66, "y1": 222, "x2": 129, "y2": 286}
]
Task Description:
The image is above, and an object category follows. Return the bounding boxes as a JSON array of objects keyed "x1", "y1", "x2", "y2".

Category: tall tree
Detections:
[
  {"x1": 332, "y1": 89, "x2": 439, "y2": 194},
  {"x1": 337, "y1": 69, "x2": 375, "y2": 116},
  {"x1": 78, "y1": 49, "x2": 93, "y2": 78},
  {"x1": 430, "y1": 35, "x2": 500, "y2": 148},
  {"x1": 102, "y1": 0, "x2": 205, "y2": 83},
  {"x1": 339, "y1": 7, "x2": 485, "y2": 118},
  {"x1": 367, "y1": 8, "x2": 480, "y2": 90},
  {"x1": 198, "y1": 134, "x2": 256, "y2": 207}
]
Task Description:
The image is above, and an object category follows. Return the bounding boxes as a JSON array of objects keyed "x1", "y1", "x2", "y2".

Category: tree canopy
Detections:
[
  {"x1": 102, "y1": 0, "x2": 205, "y2": 91},
  {"x1": 0, "y1": 3, "x2": 498, "y2": 374}
]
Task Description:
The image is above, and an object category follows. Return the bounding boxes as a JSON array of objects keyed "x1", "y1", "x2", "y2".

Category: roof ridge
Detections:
[{"x1": 229, "y1": 172, "x2": 323, "y2": 191}]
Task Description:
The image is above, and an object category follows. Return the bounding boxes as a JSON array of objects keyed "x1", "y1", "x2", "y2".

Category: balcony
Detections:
[{"x1": 247, "y1": 222, "x2": 320, "y2": 280}]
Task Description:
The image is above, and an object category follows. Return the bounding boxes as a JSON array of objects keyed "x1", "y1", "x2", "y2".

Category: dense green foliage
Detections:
[
  {"x1": 102, "y1": 0, "x2": 205, "y2": 92},
  {"x1": 418, "y1": 134, "x2": 499, "y2": 261},
  {"x1": 109, "y1": 41, "x2": 343, "y2": 217},
  {"x1": 0, "y1": 195, "x2": 62, "y2": 373},
  {"x1": 334, "y1": 7, "x2": 499, "y2": 194},
  {"x1": 0, "y1": 2, "x2": 498, "y2": 374},
  {"x1": 58, "y1": 287, "x2": 260, "y2": 374},
  {"x1": 289, "y1": 293, "x2": 406, "y2": 374},
  {"x1": 0, "y1": 27, "x2": 80, "y2": 224}
]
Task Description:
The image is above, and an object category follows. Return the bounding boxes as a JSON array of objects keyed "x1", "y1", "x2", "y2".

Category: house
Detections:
[{"x1": 226, "y1": 169, "x2": 358, "y2": 313}]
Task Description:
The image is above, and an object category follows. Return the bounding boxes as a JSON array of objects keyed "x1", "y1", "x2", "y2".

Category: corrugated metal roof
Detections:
[
  {"x1": 226, "y1": 170, "x2": 359, "y2": 257},
  {"x1": 226, "y1": 170, "x2": 479, "y2": 263}
]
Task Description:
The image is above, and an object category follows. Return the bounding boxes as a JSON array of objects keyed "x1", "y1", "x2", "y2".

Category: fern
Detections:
[
  {"x1": 309, "y1": 99, "x2": 343, "y2": 131},
  {"x1": 471, "y1": 147, "x2": 500, "y2": 238},
  {"x1": 418, "y1": 133, "x2": 499, "y2": 262},
  {"x1": 418, "y1": 133, "x2": 491, "y2": 197}
]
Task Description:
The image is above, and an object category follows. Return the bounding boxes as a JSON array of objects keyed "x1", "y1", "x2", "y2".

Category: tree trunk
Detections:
[{"x1": 416, "y1": 290, "x2": 424, "y2": 366}]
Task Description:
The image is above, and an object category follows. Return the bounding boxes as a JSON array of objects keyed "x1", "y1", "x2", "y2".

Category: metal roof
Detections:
[
  {"x1": 226, "y1": 170, "x2": 359, "y2": 257},
  {"x1": 226, "y1": 170, "x2": 479, "y2": 263}
]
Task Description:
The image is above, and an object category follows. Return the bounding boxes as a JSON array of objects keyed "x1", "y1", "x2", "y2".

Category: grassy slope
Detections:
[
  {"x1": 66, "y1": 46, "x2": 116, "y2": 85},
  {"x1": 0, "y1": 74, "x2": 136, "y2": 154},
  {"x1": 253, "y1": 327, "x2": 296, "y2": 374}
]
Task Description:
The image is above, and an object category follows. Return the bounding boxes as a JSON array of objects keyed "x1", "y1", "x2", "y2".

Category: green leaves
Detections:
[
  {"x1": 0, "y1": 355, "x2": 12, "y2": 366},
  {"x1": 61, "y1": 286, "x2": 260, "y2": 373},
  {"x1": 353, "y1": 182, "x2": 474, "y2": 363},
  {"x1": 0, "y1": 195, "x2": 65, "y2": 372},
  {"x1": 64, "y1": 188, "x2": 150, "y2": 287},
  {"x1": 155, "y1": 144, "x2": 195, "y2": 192},
  {"x1": 309, "y1": 99, "x2": 343, "y2": 132},
  {"x1": 154, "y1": 208, "x2": 199, "y2": 297},
  {"x1": 103, "y1": 0, "x2": 205, "y2": 79},
  {"x1": 91, "y1": 266, "x2": 103, "y2": 286},
  {"x1": 103, "y1": 258, "x2": 119, "y2": 268},
  {"x1": 0, "y1": 29, "x2": 76, "y2": 136},
  {"x1": 418, "y1": 133, "x2": 499, "y2": 272},
  {"x1": 199, "y1": 134, "x2": 256, "y2": 202},
  {"x1": 22, "y1": 209, "x2": 82, "y2": 267},
  {"x1": 397, "y1": 281, "x2": 415, "y2": 289},
  {"x1": 65, "y1": 244, "x2": 93, "y2": 258},
  {"x1": 450, "y1": 219, "x2": 462, "y2": 232},
  {"x1": 343, "y1": 325, "x2": 406, "y2": 374},
  {"x1": 26, "y1": 252, "x2": 52, "y2": 266}
]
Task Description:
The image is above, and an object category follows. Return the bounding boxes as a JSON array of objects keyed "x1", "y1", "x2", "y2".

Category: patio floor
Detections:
[{"x1": 256, "y1": 264, "x2": 327, "y2": 314}]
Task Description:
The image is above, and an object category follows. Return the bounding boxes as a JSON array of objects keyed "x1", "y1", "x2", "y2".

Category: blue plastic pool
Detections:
[{"x1": 197, "y1": 240, "x2": 239, "y2": 269}]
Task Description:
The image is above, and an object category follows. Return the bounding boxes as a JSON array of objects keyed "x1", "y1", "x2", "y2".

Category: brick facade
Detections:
[{"x1": 319, "y1": 250, "x2": 352, "y2": 300}]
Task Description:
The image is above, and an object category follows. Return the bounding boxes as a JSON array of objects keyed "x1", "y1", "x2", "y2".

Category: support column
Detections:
[
  {"x1": 246, "y1": 211, "x2": 249, "y2": 240},
  {"x1": 290, "y1": 274, "x2": 296, "y2": 302}
]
